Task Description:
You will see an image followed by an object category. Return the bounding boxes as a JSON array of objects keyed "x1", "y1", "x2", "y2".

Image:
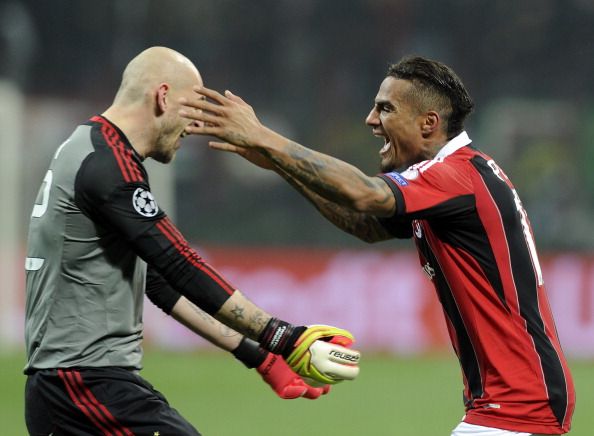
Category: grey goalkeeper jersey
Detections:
[{"x1": 25, "y1": 115, "x2": 236, "y2": 373}]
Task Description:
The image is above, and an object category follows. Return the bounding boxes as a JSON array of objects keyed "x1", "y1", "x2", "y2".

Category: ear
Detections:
[
  {"x1": 421, "y1": 111, "x2": 440, "y2": 137},
  {"x1": 155, "y1": 83, "x2": 170, "y2": 115}
]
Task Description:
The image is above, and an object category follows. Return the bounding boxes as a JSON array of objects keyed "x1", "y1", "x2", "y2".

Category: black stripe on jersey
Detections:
[
  {"x1": 471, "y1": 155, "x2": 568, "y2": 425},
  {"x1": 429, "y1": 203, "x2": 509, "y2": 311},
  {"x1": 378, "y1": 175, "x2": 406, "y2": 216},
  {"x1": 415, "y1": 236, "x2": 484, "y2": 404}
]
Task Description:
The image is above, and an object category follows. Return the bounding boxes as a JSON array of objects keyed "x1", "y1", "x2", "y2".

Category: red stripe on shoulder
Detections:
[{"x1": 91, "y1": 116, "x2": 144, "y2": 183}]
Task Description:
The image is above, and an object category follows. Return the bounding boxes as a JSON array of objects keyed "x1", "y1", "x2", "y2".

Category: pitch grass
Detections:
[{"x1": 1, "y1": 350, "x2": 591, "y2": 435}]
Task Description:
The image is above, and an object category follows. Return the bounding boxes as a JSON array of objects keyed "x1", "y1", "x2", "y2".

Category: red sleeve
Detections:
[{"x1": 379, "y1": 157, "x2": 475, "y2": 220}]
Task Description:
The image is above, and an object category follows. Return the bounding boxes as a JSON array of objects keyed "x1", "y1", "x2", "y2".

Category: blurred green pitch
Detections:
[{"x1": 1, "y1": 350, "x2": 591, "y2": 435}]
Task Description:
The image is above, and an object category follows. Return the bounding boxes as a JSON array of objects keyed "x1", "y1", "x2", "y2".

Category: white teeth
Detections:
[{"x1": 380, "y1": 141, "x2": 391, "y2": 154}]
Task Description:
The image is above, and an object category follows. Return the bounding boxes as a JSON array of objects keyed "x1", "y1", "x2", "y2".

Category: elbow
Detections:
[{"x1": 350, "y1": 194, "x2": 393, "y2": 217}]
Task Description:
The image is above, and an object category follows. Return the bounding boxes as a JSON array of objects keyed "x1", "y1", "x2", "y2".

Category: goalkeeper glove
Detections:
[
  {"x1": 259, "y1": 319, "x2": 361, "y2": 385},
  {"x1": 232, "y1": 337, "x2": 330, "y2": 399}
]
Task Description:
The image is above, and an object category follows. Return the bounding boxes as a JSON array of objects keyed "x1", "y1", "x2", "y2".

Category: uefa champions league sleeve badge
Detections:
[{"x1": 132, "y1": 188, "x2": 159, "y2": 217}]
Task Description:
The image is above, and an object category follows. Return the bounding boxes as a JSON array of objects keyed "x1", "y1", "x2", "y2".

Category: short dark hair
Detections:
[{"x1": 387, "y1": 56, "x2": 474, "y2": 138}]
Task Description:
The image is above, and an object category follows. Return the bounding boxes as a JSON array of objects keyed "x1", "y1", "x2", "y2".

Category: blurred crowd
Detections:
[{"x1": 2, "y1": 0, "x2": 593, "y2": 249}]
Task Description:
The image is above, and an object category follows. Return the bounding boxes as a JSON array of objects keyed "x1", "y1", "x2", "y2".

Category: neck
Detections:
[
  {"x1": 420, "y1": 134, "x2": 449, "y2": 161},
  {"x1": 102, "y1": 104, "x2": 154, "y2": 158}
]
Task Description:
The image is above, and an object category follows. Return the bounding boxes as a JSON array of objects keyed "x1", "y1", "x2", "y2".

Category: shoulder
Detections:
[
  {"x1": 384, "y1": 148, "x2": 475, "y2": 194},
  {"x1": 76, "y1": 149, "x2": 148, "y2": 209}
]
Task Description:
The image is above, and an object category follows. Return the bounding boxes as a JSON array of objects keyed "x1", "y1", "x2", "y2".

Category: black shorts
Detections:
[{"x1": 25, "y1": 367, "x2": 201, "y2": 436}]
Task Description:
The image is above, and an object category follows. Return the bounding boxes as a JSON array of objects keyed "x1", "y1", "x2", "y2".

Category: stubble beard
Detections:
[{"x1": 151, "y1": 139, "x2": 175, "y2": 164}]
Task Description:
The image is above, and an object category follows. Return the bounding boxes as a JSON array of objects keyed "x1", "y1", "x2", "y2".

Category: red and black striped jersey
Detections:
[{"x1": 379, "y1": 132, "x2": 575, "y2": 434}]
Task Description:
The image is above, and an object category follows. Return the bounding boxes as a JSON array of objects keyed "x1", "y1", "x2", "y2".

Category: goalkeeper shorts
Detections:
[{"x1": 25, "y1": 366, "x2": 201, "y2": 435}]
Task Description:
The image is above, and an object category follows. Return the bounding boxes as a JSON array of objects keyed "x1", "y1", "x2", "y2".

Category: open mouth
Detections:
[{"x1": 380, "y1": 137, "x2": 391, "y2": 154}]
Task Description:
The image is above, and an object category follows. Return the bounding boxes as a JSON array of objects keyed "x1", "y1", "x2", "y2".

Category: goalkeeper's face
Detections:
[{"x1": 152, "y1": 68, "x2": 204, "y2": 164}]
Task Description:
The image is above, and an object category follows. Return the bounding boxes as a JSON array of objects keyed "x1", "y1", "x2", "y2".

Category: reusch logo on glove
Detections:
[
  {"x1": 329, "y1": 350, "x2": 360, "y2": 363},
  {"x1": 269, "y1": 325, "x2": 287, "y2": 350}
]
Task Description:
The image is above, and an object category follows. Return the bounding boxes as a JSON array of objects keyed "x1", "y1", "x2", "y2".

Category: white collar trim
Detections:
[{"x1": 435, "y1": 131, "x2": 471, "y2": 160}]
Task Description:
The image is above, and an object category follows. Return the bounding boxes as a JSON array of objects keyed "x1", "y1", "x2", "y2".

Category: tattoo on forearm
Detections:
[
  {"x1": 222, "y1": 302, "x2": 267, "y2": 339},
  {"x1": 230, "y1": 305, "x2": 245, "y2": 321},
  {"x1": 279, "y1": 170, "x2": 391, "y2": 242},
  {"x1": 266, "y1": 142, "x2": 391, "y2": 212},
  {"x1": 219, "y1": 324, "x2": 239, "y2": 338},
  {"x1": 247, "y1": 311, "x2": 267, "y2": 338},
  {"x1": 188, "y1": 302, "x2": 216, "y2": 324}
]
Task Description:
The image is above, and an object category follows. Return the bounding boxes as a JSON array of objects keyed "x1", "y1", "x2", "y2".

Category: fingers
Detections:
[
  {"x1": 179, "y1": 98, "x2": 225, "y2": 118},
  {"x1": 180, "y1": 109, "x2": 221, "y2": 129},
  {"x1": 328, "y1": 335, "x2": 354, "y2": 347},
  {"x1": 302, "y1": 382, "x2": 331, "y2": 400},
  {"x1": 192, "y1": 85, "x2": 228, "y2": 104},
  {"x1": 224, "y1": 90, "x2": 247, "y2": 105},
  {"x1": 302, "y1": 385, "x2": 325, "y2": 399},
  {"x1": 208, "y1": 141, "x2": 241, "y2": 152},
  {"x1": 279, "y1": 383, "x2": 308, "y2": 399}
]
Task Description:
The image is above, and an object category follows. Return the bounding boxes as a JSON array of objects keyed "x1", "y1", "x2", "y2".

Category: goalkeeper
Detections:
[{"x1": 24, "y1": 46, "x2": 360, "y2": 436}]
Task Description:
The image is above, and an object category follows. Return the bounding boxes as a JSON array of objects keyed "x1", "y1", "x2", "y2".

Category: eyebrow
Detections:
[{"x1": 375, "y1": 99, "x2": 395, "y2": 109}]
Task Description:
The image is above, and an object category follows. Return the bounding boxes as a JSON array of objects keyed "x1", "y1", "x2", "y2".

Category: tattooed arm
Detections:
[
  {"x1": 259, "y1": 139, "x2": 396, "y2": 218},
  {"x1": 171, "y1": 295, "x2": 243, "y2": 351},
  {"x1": 180, "y1": 87, "x2": 396, "y2": 218},
  {"x1": 214, "y1": 290, "x2": 271, "y2": 339},
  {"x1": 193, "y1": 141, "x2": 395, "y2": 242},
  {"x1": 275, "y1": 166, "x2": 394, "y2": 243}
]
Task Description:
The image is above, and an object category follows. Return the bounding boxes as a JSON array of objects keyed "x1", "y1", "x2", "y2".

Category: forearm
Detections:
[
  {"x1": 255, "y1": 128, "x2": 394, "y2": 216},
  {"x1": 170, "y1": 295, "x2": 243, "y2": 352},
  {"x1": 213, "y1": 290, "x2": 273, "y2": 340},
  {"x1": 275, "y1": 166, "x2": 393, "y2": 243}
]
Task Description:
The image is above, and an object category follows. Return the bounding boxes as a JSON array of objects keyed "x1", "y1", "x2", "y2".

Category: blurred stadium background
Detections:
[{"x1": 1, "y1": 0, "x2": 593, "y2": 434}]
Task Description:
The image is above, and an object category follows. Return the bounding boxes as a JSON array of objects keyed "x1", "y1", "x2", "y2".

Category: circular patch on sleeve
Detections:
[{"x1": 132, "y1": 187, "x2": 159, "y2": 217}]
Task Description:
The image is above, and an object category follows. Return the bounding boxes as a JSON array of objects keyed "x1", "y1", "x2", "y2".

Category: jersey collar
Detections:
[{"x1": 434, "y1": 131, "x2": 471, "y2": 160}]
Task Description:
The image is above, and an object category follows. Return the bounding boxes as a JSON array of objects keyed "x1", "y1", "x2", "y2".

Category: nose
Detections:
[{"x1": 365, "y1": 107, "x2": 379, "y2": 126}]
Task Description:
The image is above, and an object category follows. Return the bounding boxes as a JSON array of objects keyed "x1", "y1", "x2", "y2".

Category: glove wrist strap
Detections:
[
  {"x1": 258, "y1": 318, "x2": 305, "y2": 357},
  {"x1": 232, "y1": 337, "x2": 268, "y2": 369}
]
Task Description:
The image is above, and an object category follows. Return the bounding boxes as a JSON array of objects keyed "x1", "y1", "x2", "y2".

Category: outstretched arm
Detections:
[
  {"x1": 278, "y1": 169, "x2": 394, "y2": 243},
  {"x1": 145, "y1": 270, "x2": 331, "y2": 399},
  {"x1": 180, "y1": 87, "x2": 396, "y2": 217},
  {"x1": 203, "y1": 141, "x2": 394, "y2": 243}
]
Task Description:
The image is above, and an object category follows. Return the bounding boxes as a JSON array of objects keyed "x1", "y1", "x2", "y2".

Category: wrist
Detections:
[
  {"x1": 232, "y1": 337, "x2": 268, "y2": 369},
  {"x1": 254, "y1": 126, "x2": 289, "y2": 154},
  {"x1": 258, "y1": 317, "x2": 305, "y2": 357}
]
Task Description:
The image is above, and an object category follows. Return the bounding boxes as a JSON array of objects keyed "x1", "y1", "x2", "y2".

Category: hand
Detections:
[
  {"x1": 257, "y1": 353, "x2": 331, "y2": 400},
  {"x1": 286, "y1": 325, "x2": 361, "y2": 385},
  {"x1": 179, "y1": 87, "x2": 263, "y2": 148}
]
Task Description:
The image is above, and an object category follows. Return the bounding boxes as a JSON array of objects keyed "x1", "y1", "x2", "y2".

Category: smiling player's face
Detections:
[
  {"x1": 152, "y1": 69, "x2": 204, "y2": 164},
  {"x1": 365, "y1": 77, "x2": 428, "y2": 172}
]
